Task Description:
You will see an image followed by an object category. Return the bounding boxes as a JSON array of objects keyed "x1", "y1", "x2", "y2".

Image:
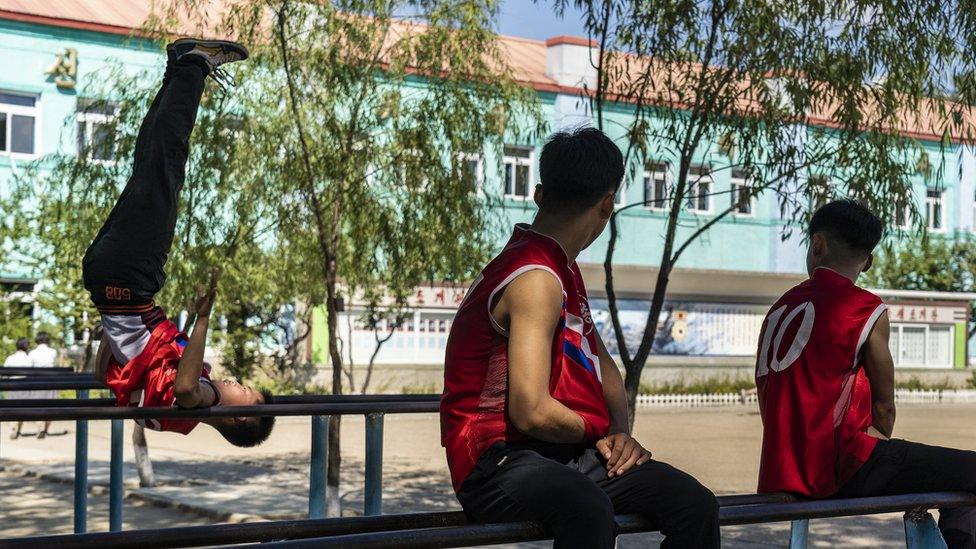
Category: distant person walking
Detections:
[
  {"x1": 27, "y1": 331, "x2": 58, "y2": 438},
  {"x1": 4, "y1": 338, "x2": 32, "y2": 439}
]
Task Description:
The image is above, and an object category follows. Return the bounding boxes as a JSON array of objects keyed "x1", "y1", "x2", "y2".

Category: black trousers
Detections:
[
  {"x1": 456, "y1": 441, "x2": 720, "y2": 549},
  {"x1": 836, "y1": 439, "x2": 976, "y2": 548},
  {"x1": 82, "y1": 60, "x2": 206, "y2": 309}
]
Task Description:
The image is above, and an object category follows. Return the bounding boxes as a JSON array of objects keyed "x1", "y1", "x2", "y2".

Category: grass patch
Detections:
[{"x1": 639, "y1": 375, "x2": 755, "y2": 395}]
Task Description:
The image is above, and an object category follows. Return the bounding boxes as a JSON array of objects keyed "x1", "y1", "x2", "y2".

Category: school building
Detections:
[{"x1": 0, "y1": 2, "x2": 972, "y2": 386}]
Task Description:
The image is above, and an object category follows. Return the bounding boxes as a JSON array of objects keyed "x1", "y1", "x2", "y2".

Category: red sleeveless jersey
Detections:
[
  {"x1": 440, "y1": 224, "x2": 610, "y2": 492},
  {"x1": 756, "y1": 268, "x2": 887, "y2": 497},
  {"x1": 104, "y1": 319, "x2": 213, "y2": 434}
]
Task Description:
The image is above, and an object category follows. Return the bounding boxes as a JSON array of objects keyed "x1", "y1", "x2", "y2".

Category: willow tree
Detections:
[
  {"x1": 150, "y1": 0, "x2": 542, "y2": 514},
  {"x1": 552, "y1": 0, "x2": 974, "y2": 421}
]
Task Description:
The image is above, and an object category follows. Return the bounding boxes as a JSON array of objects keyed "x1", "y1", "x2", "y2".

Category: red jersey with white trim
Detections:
[
  {"x1": 104, "y1": 319, "x2": 214, "y2": 435},
  {"x1": 440, "y1": 224, "x2": 610, "y2": 492},
  {"x1": 756, "y1": 268, "x2": 886, "y2": 497}
]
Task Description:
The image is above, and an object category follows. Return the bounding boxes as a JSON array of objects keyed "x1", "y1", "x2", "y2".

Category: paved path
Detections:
[{"x1": 2, "y1": 403, "x2": 974, "y2": 546}]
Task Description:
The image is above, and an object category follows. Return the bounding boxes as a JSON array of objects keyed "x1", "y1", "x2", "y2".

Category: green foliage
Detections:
[
  {"x1": 864, "y1": 234, "x2": 976, "y2": 340},
  {"x1": 864, "y1": 235, "x2": 976, "y2": 293},
  {"x1": 556, "y1": 0, "x2": 976, "y2": 419},
  {"x1": 638, "y1": 374, "x2": 755, "y2": 395},
  {"x1": 895, "y1": 376, "x2": 956, "y2": 391},
  {"x1": 0, "y1": 294, "x2": 32, "y2": 359}
]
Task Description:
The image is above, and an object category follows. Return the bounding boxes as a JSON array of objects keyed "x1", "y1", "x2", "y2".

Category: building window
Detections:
[
  {"x1": 730, "y1": 169, "x2": 754, "y2": 216},
  {"x1": 926, "y1": 188, "x2": 944, "y2": 231},
  {"x1": 686, "y1": 165, "x2": 712, "y2": 213},
  {"x1": 643, "y1": 162, "x2": 669, "y2": 210},
  {"x1": 503, "y1": 147, "x2": 532, "y2": 199},
  {"x1": 77, "y1": 100, "x2": 118, "y2": 162},
  {"x1": 889, "y1": 323, "x2": 953, "y2": 368},
  {"x1": 460, "y1": 153, "x2": 483, "y2": 194},
  {"x1": 0, "y1": 91, "x2": 39, "y2": 156},
  {"x1": 893, "y1": 201, "x2": 912, "y2": 228}
]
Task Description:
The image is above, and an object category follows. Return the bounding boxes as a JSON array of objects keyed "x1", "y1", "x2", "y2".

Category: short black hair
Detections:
[
  {"x1": 35, "y1": 331, "x2": 50, "y2": 345},
  {"x1": 538, "y1": 127, "x2": 625, "y2": 213},
  {"x1": 809, "y1": 199, "x2": 883, "y2": 255},
  {"x1": 16, "y1": 338, "x2": 29, "y2": 352},
  {"x1": 216, "y1": 390, "x2": 275, "y2": 447}
]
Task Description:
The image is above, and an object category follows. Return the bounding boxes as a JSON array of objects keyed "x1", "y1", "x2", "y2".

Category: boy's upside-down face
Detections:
[{"x1": 214, "y1": 378, "x2": 265, "y2": 407}]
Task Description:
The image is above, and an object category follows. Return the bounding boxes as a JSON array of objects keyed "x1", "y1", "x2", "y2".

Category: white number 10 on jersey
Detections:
[{"x1": 756, "y1": 302, "x2": 815, "y2": 377}]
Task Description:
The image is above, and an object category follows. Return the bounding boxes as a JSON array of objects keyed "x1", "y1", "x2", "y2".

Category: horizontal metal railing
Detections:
[{"x1": 0, "y1": 381, "x2": 440, "y2": 535}]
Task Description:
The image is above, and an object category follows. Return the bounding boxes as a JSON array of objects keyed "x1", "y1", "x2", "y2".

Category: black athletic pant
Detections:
[
  {"x1": 456, "y1": 440, "x2": 720, "y2": 548},
  {"x1": 82, "y1": 59, "x2": 206, "y2": 310},
  {"x1": 836, "y1": 439, "x2": 976, "y2": 548}
]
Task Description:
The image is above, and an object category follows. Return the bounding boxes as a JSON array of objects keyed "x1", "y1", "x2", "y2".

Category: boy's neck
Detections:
[
  {"x1": 814, "y1": 264, "x2": 862, "y2": 283},
  {"x1": 529, "y1": 211, "x2": 589, "y2": 262}
]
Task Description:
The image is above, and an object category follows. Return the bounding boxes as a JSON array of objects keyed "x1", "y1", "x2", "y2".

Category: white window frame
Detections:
[
  {"x1": 643, "y1": 162, "x2": 669, "y2": 211},
  {"x1": 730, "y1": 170, "x2": 755, "y2": 217},
  {"x1": 614, "y1": 179, "x2": 628, "y2": 208},
  {"x1": 76, "y1": 106, "x2": 118, "y2": 163},
  {"x1": 925, "y1": 188, "x2": 945, "y2": 232},
  {"x1": 889, "y1": 323, "x2": 954, "y2": 369},
  {"x1": 0, "y1": 91, "x2": 41, "y2": 159},
  {"x1": 686, "y1": 165, "x2": 713, "y2": 214},
  {"x1": 503, "y1": 146, "x2": 533, "y2": 200}
]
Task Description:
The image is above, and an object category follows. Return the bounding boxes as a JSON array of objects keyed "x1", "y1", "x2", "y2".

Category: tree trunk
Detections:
[
  {"x1": 325, "y1": 272, "x2": 344, "y2": 518},
  {"x1": 132, "y1": 424, "x2": 156, "y2": 487}
]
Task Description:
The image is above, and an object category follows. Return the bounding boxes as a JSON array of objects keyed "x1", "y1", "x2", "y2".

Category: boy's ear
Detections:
[
  {"x1": 533, "y1": 184, "x2": 543, "y2": 208},
  {"x1": 862, "y1": 253, "x2": 874, "y2": 273},
  {"x1": 599, "y1": 191, "x2": 615, "y2": 220}
]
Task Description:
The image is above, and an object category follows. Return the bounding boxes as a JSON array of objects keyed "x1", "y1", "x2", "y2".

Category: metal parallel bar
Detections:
[
  {"x1": 904, "y1": 510, "x2": 947, "y2": 548},
  {"x1": 0, "y1": 379, "x2": 104, "y2": 391},
  {"x1": 0, "y1": 366, "x2": 76, "y2": 376},
  {"x1": 309, "y1": 415, "x2": 329, "y2": 518},
  {"x1": 789, "y1": 519, "x2": 809, "y2": 549},
  {"x1": 0, "y1": 511, "x2": 471, "y2": 549},
  {"x1": 718, "y1": 492, "x2": 976, "y2": 526},
  {"x1": 0, "y1": 395, "x2": 438, "y2": 409},
  {"x1": 0, "y1": 401, "x2": 441, "y2": 421},
  {"x1": 73, "y1": 389, "x2": 89, "y2": 534},
  {"x1": 0, "y1": 391, "x2": 440, "y2": 404},
  {"x1": 109, "y1": 419, "x2": 124, "y2": 531},
  {"x1": 4, "y1": 492, "x2": 971, "y2": 549},
  {"x1": 0, "y1": 398, "x2": 116, "y2": 408},
  {"x1": 364, "y1": 413, "x2": 385, "y2": 516}
]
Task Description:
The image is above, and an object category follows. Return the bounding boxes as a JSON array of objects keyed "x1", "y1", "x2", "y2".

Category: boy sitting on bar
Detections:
[
  {"x1": 755, "y1": 199, "x2": 976, "y2": 546},
  {"x1": 85, "y1": 38, "x2": 273, "y2": 447}
]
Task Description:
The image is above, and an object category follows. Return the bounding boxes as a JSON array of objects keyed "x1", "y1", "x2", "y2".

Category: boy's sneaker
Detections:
[{"x1": 168, "y1": 38, "x2": 248, "y2": 88}]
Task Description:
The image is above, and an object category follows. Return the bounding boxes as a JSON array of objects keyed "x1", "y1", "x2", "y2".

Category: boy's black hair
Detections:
[
  {"x1": 16, "y1": 338, "x2": 29, "y2": 352},
  {"x1": 216, "y1": 390, "x2": 275, "y2": 447},
  {"x1": 808, "y1": 199, "x2": 883, "y2": 255},
  {"x1": 35, "y1": 331, "x2": 50, "y2": 345},
  {"x1": 538, "y1": 127, "x2": 625, "y2": 213}
]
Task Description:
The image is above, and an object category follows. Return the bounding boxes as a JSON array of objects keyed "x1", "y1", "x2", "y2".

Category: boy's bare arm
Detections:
[
  {"x1": 501, "y1": 270, "x2": 587, "y2": 443},
  {"x1": 174, "y1": 270, "x2": 219, "y2": 409},
  {"x1": 95, "y1": 332, "x2": 111, "y2": 383},
  {"x1": 862, "y1": 311, "x2": 896, "y2": 438}
]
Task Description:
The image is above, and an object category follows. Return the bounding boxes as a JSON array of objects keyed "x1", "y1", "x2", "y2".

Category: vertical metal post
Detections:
[
  {"x1": 109, "y1": 419, "x2": 124, "y2": 531},
  {"x1": 905, "y1": 510, "x2": 947, "y2": 548},
  {"x1": 74, "y1": 388, "x2": 89, "y2": 534},
  {"x1": 309, "y1": 415, "x2": 329, "y2": 518},
  {"x1": 364, "y1": 412, "x2": 385, "y2": 516},
  {"x1": 789, "y1": 519, "x2": 809, "y2": 549}
]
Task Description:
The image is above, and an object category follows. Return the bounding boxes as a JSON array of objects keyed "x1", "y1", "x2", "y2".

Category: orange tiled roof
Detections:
[{"x1": 0, "y1": 0, "x2": 969, "y2": 142}]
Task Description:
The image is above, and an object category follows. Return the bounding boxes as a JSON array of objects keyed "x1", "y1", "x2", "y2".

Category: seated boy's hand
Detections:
[{"x1": 596, "y1": 432, "x2": 653, "y2": 478}]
